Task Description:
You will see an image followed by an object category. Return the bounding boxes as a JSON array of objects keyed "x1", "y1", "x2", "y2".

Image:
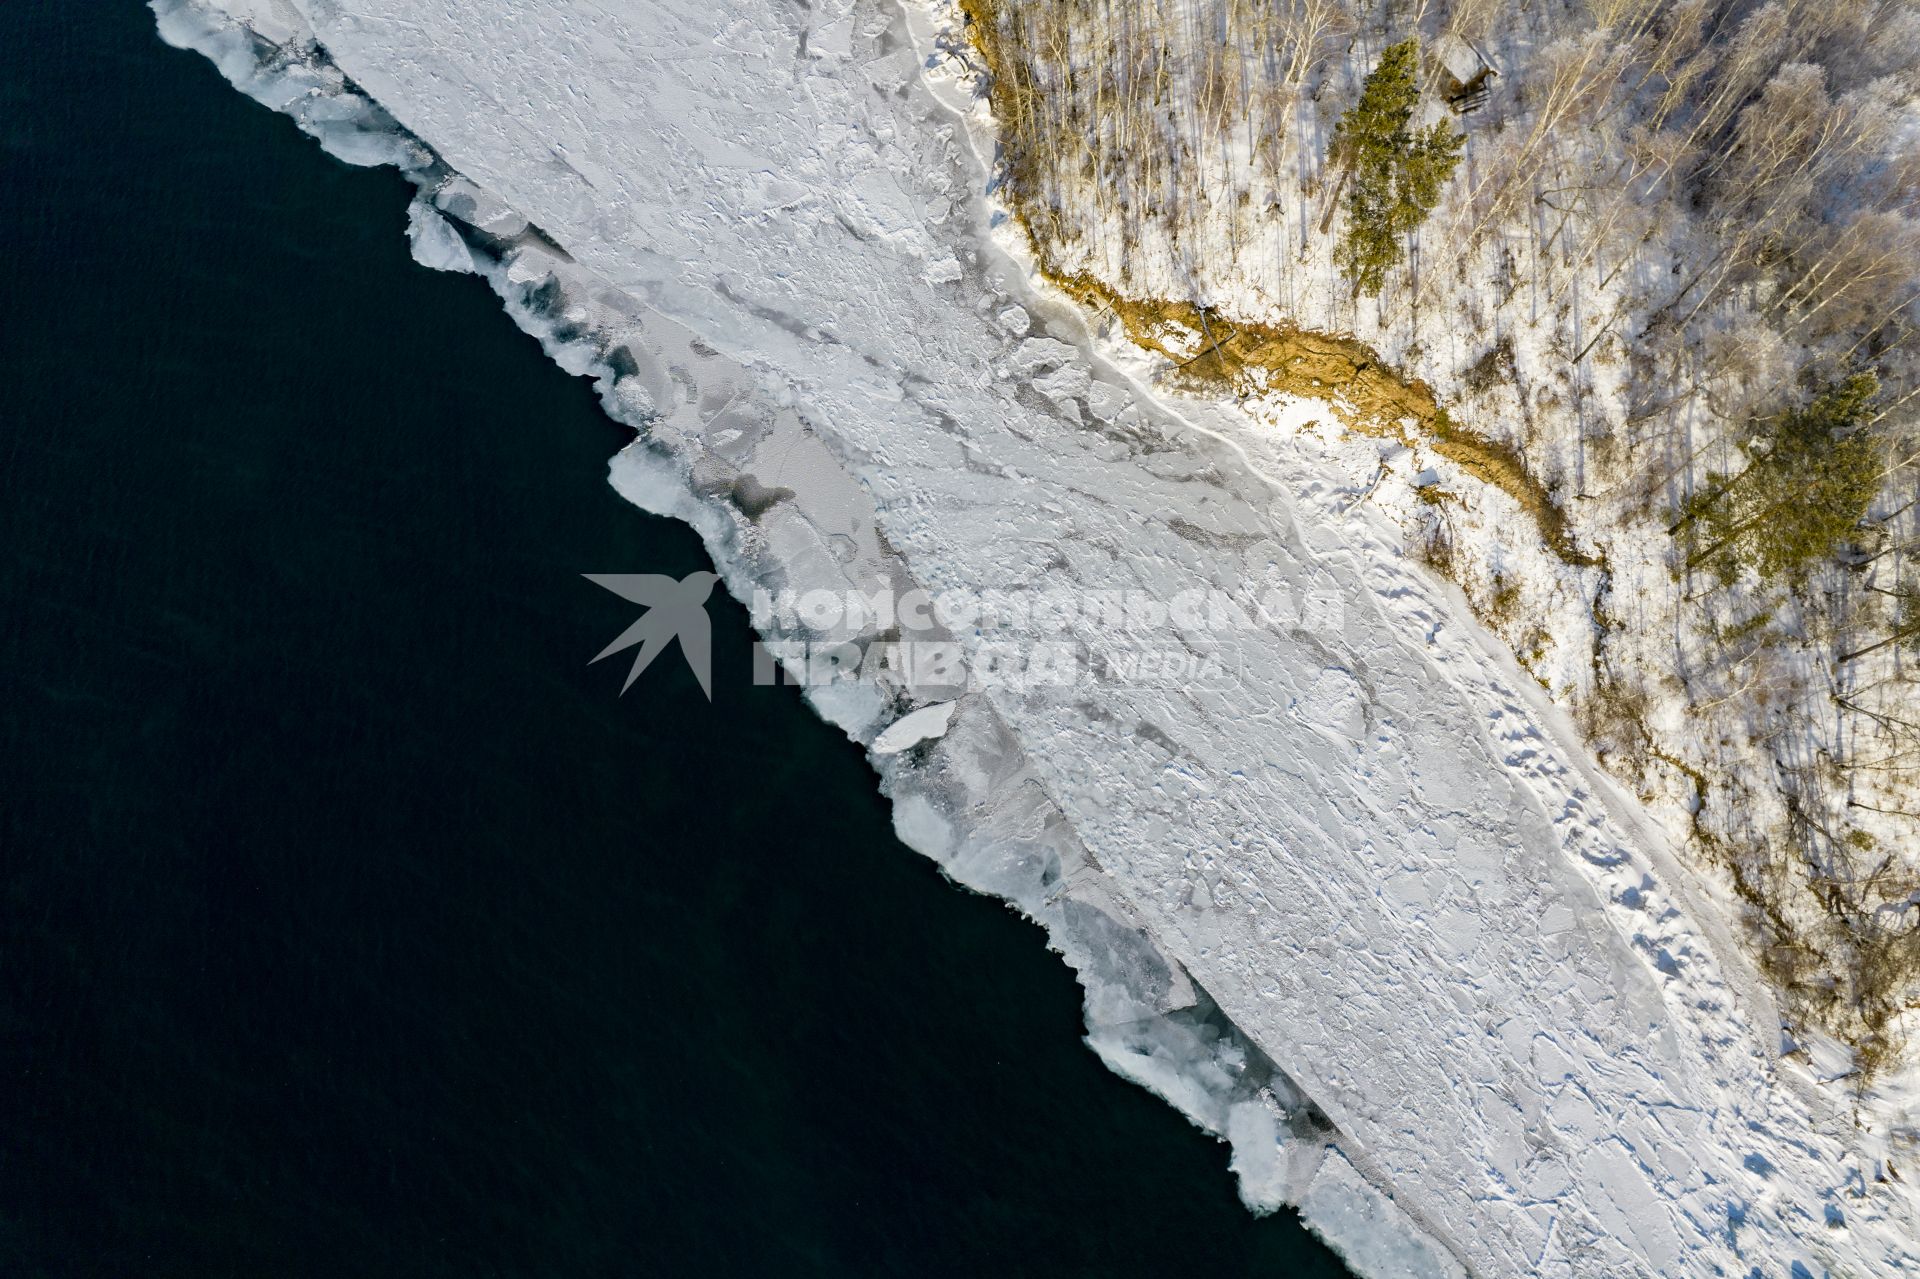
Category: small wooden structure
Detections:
[{"x1": 1431, "y1": 33, "x2": 1498, "y2": 114}]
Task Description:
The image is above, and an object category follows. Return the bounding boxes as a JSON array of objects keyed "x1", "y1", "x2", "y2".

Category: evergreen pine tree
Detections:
[
  {"x1": 1329, "y1": 40, "x2": 1465, "y2": 299},
  {"x1": 1682, "y1": 371, "x2": 1883, "y2": 582}
]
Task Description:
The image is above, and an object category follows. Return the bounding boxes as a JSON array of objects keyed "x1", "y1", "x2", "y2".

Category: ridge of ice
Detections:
[{"x1": 153, "y1": 2, "x2": 1920, "y2": 1275}]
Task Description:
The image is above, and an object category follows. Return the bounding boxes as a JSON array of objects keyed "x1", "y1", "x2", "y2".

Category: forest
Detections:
[{"x1": 950, "y1": 0, "x2": 1920, "y2": 1080}]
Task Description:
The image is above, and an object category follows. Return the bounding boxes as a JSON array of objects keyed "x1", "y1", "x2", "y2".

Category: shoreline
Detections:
[{"x1": 153, "y1": 2, "x2": 1919, "y2": 1274}]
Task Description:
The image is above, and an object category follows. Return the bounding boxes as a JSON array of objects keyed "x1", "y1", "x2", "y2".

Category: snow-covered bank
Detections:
[
  {"x1": 945, "y1": 0, "x2": 1920, "y2": 1078},
  {"x1": 154, "y1": 1, "x2": 1918, "y2": 1275}
]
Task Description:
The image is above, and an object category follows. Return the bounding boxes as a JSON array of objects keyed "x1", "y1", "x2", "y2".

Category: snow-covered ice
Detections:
[
  {"x1": 871, "y1": 701, "x2": 958, "y2": 755},
  {"x1": 155, "y1": 1, "x2": 1920, "y2": 1274}
]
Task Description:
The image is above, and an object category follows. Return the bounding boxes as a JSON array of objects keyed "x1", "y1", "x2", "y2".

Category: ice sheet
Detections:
[{"x1": 154, "y1": 2, "x2": 1920, "y2": 1274}]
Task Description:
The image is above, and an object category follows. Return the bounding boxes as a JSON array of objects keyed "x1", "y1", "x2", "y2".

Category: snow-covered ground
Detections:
[
  {"x1": 156, "y1": 0, "x2": 1919, "y2": 1274},
  {"x1": 944, "y1": 0, "x2": 1920, "y2": 1078}
]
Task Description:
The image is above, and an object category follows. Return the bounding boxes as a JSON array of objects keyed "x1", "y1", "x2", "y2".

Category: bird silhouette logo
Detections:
[{"x1": 584, "y1": 571, "x2": 719, "y2": 699}]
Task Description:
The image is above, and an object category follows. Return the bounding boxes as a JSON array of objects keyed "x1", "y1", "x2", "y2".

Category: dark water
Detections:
[{"x1": 0, "y1": 5, "x2": 1351, "y2": 1275}]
